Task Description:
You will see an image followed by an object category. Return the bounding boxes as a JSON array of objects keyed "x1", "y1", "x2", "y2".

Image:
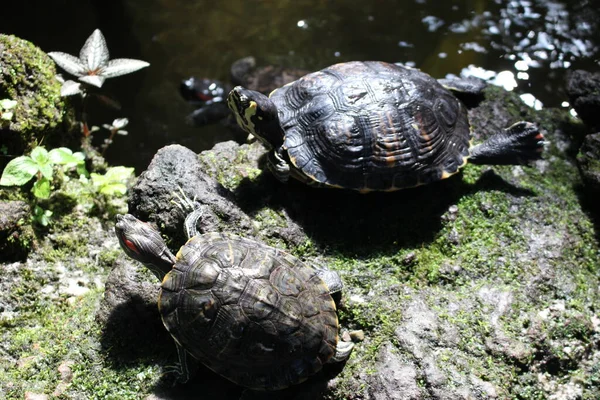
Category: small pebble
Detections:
[{"x1": 349, "y1": 330, "x2": 365, "y2": 342}]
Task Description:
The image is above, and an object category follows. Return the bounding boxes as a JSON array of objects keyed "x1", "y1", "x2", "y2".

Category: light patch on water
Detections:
[
  {"x1": 520, "y1": 93, "x2": 543, "y2": 110},
  {"x1": 515, "y1": 60, "x2": 529, "y2": 71},
  {"x1": 494, "y1": 70, "x2": 518, "y2": 91},
  {"x1": 422, "y1": 15, "x2": 444, "y2": 32},
  {"x1": 461, "y1": 42, "x2": 487, "y2": 53}
]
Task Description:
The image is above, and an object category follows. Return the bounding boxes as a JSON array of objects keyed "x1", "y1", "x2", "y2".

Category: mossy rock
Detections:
[{"x1": 0, "y1": 34, "x2": 78, "y2": 168}]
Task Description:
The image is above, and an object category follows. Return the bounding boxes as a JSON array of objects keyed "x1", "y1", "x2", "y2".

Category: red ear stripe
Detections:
[
  {"x1": 124, "y1": 238, "x2": 140, "y2": 255},
  {"x1": 197, "y1": 93, "x2": 214, "y2": 102}
]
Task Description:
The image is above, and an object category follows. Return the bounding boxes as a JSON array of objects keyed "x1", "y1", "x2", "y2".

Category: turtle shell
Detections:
[
  {"x1": 158, "y1": 232, "x2": 339, "y2": 390},
  {"x1": 270, "y1": 61, "x2": 472, "y2": 191}
]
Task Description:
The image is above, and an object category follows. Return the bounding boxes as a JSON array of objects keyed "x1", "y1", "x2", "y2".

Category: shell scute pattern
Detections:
[
  {"x1": 159, "y1": 232, "x2": 338, "y2": 390},
  {"x1": 270, "y1": 61, "x2": 471, "y2": 190}
]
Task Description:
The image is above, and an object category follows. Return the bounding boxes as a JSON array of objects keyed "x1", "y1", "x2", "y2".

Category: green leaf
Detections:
[
  {"x1": 32, "y1": 177, "x2": 51, "y2": 199},
  {"x1": 76, "y1": 164, "x2": 89, "y2": 177},
  {"x1": 0, "y1": 156, "x2": 39, "y2": 186},
  {"x1": 90, "y1": 166, "x2": 134, "y2": 197},
  {"x1": 104, "y1": 166, "x2": 134, "y2": 181},
  {"x1": 49, "y1": 147, "x2": 73, "y2": 163},
  {"x1": 1, "y1": 111, "x2": 13, "y2": 121},
  {"x1": 98, "y1": 182, "x2": 127, "y2": 196},
  {"x1": 39, "y1": 163, "x2": 53, "y2": 180},
  {"x1": 49, "y1": 147, "x2": 86, "y2": 170},
  {"x1": 31, "y1": 146, "x2": 49, "y2": 165},
  {"x1": 33, "y1": 206, "x2": 53, "y2": 227}
]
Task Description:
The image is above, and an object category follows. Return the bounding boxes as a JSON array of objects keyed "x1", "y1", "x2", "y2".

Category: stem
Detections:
[{"x1": 101, "y1": 129, "x2": 117, "y2": 156}]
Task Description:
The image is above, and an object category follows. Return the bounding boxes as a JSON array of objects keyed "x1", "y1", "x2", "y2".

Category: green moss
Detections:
[
  {"x1": 0, "y1": 289, "x2": 162, "y2": 399},
  {"x1": 0, "y1": 34, "x2": 78, "y2": 156}
]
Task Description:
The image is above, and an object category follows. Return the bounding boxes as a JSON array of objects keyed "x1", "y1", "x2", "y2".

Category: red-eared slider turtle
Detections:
[
  {"x1": 114, "y1": 205, "x2": 353, "y2": 390},
  {"x1": 180, "y1": 56, "x2": 309, "y2": 128},
  {"x1": 227, "y1": 61, "x2": 545, "y2": 192}
]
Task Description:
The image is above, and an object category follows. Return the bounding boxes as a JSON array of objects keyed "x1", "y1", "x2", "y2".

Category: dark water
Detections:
[{"x1": 3, "y1": 0, "x2": 599, "y2": 171}]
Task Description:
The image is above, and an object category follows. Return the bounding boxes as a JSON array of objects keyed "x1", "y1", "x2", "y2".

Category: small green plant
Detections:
[
  {"x1": 90, "y1": 166, "x2": 134, "y2": 196},
  {"x1": 0, "y1": 146, "x2": 86, "y2": 199},
  {"x1": 1, "y1": 146, "x2": 134, "y2": 226},
  {"x1": 32, "y1": 205, "x2": 53, "y2": 227},
  {"x1": 0, "y1": 98, "x2": 17, "y2": 121},
  {"x1": 1, "y1": 147, "x2": 87, "y2": 227}
]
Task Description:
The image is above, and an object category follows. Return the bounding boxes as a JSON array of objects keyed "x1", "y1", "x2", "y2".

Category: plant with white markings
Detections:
[
  {"x1": 47, "y1": 29, "x2": 149, "y2": 150},
  {"x1": 48, "y1": 29, "x2": 149, "y2": 94},
  {"x1": 100, "y1": 118, "x2": 129, "y2": 155}
]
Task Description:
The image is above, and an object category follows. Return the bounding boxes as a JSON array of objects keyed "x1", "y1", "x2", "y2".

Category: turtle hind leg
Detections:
[{"x1": 469, "y1": 121, "x2": 545, "y2": 166}]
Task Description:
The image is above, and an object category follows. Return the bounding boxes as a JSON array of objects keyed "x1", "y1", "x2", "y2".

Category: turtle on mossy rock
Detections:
[
  {"x1": 114, "y1": 203, "x2": 354, "y2": 390},
  {"x1": 180, "y1": 56, "x2": 309, "y2": 129},
  {"x1": 227, "y1": 61, "x2": 545, "y2": 192}
]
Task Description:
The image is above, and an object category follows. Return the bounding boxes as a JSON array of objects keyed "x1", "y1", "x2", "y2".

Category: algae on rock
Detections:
[{"x1": 0, "y1": 34, "x2": 78, "y2": 167}]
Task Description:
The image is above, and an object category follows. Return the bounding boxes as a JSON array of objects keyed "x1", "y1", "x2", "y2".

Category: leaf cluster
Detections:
[
  {"x1": 0, "y1": 146, "x2": 134, "y2": 226},
  {"x1": 0, "y1": 147, "x2": 86, "y2": 199}
]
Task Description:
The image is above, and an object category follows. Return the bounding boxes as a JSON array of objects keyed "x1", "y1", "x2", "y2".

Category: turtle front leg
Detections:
[
  {"x1": 267, "y1": 148, "x2": 290, "y2": 182},
  {"x1": 174, "y1": 343, "x2": 191, "y2": 384}
]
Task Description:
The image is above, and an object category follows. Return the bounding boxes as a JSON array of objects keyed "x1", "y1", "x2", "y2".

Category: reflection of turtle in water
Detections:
[
  {"x1": 114, "y1": 204, "x2": 354, "y2": 390},
  {"x1": 228, "y1": 61, "x2": 545, "y2": 192},
  {"x1": 180, "y1": 56, "x2": 309, "y2": 131}
]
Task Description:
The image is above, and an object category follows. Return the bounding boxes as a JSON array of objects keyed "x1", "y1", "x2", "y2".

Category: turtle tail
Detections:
[{"x1": 469, "y1": 121, "x2": 545, "y2": 165}]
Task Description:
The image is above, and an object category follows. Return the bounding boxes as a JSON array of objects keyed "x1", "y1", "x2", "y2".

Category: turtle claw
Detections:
[
  {"x1": 267, "y1": 148, "x2": 290, "y2": 183},
  {"x1": 162, "y1": 364, "x2": 189, "y2": 386},
  {"x1": 171, "y1": 186, "x2": 198, "y2": 213},
  {"x1": 170, "y1": 186, "x2": 205, "y2": 239}
]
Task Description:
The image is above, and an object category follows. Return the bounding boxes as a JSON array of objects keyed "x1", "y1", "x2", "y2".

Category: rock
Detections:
[
  {"x1": 577, "y1": 132, "x2": 600, "y2": 194},
  {"x1": 366, "y1": 344, "x2": 423, "y2": 400},
  {"x1": 566, "y1": 70, "x2": 600, "y2": 131},
  {"x1": 0, "y1": 200, "x2": 34, "y2": 261},
  {"x1": 96, "y1": 258, "x2": 171, "y2": 363},
  {"x1": 127, "y1": 143, "x2": 307, "y2": 249},
  {"x1": 0, "y1": 34, "x2": 78, "y2": 170}
]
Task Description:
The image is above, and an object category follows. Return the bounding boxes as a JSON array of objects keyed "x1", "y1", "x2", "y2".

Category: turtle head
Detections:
[
  {"x1": 227, "y1": 86, "x2": 284, "y2": 148},
  {"x1": 114, "y1": 214, "x2": 176, "y2": 281}
]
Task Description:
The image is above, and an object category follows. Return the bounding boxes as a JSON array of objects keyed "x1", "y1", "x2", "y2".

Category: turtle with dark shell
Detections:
[
  {"x1": 227, "y1": 61, "x2": 545, "y2": 192},
  {"x1": 114, "y1": 204, "x2": 354, "y2": 390},
  {"x1": 180, "y1": 56, "x2": 309, "y2": 129}
]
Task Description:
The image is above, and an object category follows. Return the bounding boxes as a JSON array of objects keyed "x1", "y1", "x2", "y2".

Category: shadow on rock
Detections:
[
  {"x1": 128, "y1": 143, "x2": 542, "y2": 258},
  {"x1": 234, "y1": 166, "x2": 538, "y2": 257},
  {"x1": 148, "y1": 360, "x2": 344, "y2": 400},
  {"x1": 97, "y1": 259, "x2": 173, "y2": 365}
]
